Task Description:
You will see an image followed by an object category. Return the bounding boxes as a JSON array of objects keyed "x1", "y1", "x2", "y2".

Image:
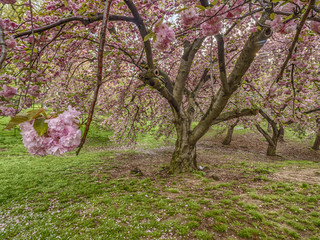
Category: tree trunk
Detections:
[
  {"x1": 312, "y1": 134, "x2": 320, "y2": 150},
  {"x1": 279, "y1": 124, "x2": 285, "y2": 142},
  {"x1": 222, "y1": 120, "x2": 239, "y2": 145},
  {"x1": 255, "y1": 110, "x2": 280, "y2": 156},
  {"x1": 267, "y1": 143, "x2": 277, "y2": 156},
  {"x1": 169, "y1": 118, "x2": 198, "y2": 173},
  {"x1": 267, "y1": 122, "x2": 272, "y2": 133},
  {"x1": 312, "y1": 122, "x2": 320, "y2": 150}
]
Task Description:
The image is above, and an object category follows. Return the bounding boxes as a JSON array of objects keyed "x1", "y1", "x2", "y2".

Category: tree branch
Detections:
[
  {"x1": 190, "y1": 10, "x2": 272, "y2": 145},
  {"x1": 304, "y1": 108, "x2": 320, "y2": 114},
  {"x1": 255, "y1": 123, "x2": 275, "y2": 145},
  {"x1": 14, "y1": 14, "x2": 135, "y2": 39},
  {"x1": 192, "y1": 68, "x2": 210, "y2": 99},
  {"x1": 276, "y1": 0, "x2": 315, "y2": 82},
  {"x1": 173, "y1": 38, "x2": 204, "y2": 105},
  {"x1": 124, "y1": 0, "x2": 153, "y2": 69},
  {"x1": 215, "y1": 34, "x2": 229, "y2": 93},
  {"x1": 138, "y1": 69, "x2": 179, "y2": 113},
  {"x1": 76, "y1": 0, "x2": 112, "y2": 155},
  {"x1": 212, "y1": 108, "x2": 259, "y2": 125}
]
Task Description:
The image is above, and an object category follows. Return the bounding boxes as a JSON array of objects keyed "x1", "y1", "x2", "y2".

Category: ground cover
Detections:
[{"x1": 0, "y1": 117, "x2": 319, "y2": 239}]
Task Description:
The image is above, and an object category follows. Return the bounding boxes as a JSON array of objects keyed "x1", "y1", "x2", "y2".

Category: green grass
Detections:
[{"x1": 1, "y1": 117, "x2": 320, "y2": 239}]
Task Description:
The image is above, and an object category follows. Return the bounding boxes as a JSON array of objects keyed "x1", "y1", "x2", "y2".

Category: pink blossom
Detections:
[
  {"x1": 6, "y1": 35, "x2": 16, "y2": 48},
  {"x1": 181, "y1": 8, "x2": 199, "y2": 27},
  {"x1": 154, "y1": 23, "x2": 175, "y2": 51},
  {"x1": 20, "y1": 106, "x2": 81, "y2": 156},
  {"x1": 201, "y1": 21, "x2": 222, "y2": 36},
  {"x1": 0, "y1": 0, "x2": 16, "y2": 4},
  {"x1": 310, "y1": 21, "x2": 320, "y2": 35},
  {"x1": 0, "y1": 106, "x2": 15, "y2": 117},
  {"x1": 0, "y1": 85, "x2": 17, "y2": 99},
  {"x1": 28, "y1": 85, "x2": 40, "y2": 97},
  {"x1": 279, "y1": 3, "x2": 297, "y2": 13},
  {"x1": 204, "y1": 6, "x2": 225, "y2": 25}
]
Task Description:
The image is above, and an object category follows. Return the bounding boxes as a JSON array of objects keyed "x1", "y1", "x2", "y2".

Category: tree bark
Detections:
[
  {"x1": 279, "y1": 124, "x2": 285, "y2": 142},
  {"x1": 256, "y1": 110, "x2": 281, "y2": 156},
  {"x1": 169, "y1": 118, "x2": 197, "y2": 173},
  {"x1": 312, "y1": 119, "x2": 320, "y2": 150},
  {"x1": 312, "y1": 134, "x2": 320, "y2": 150},
  {"x1": 267, "y1": 143, "x2": 277, "y2": 156},
  {"x1": 222, "y1": 120, "x2": 239, "y2": 145}
]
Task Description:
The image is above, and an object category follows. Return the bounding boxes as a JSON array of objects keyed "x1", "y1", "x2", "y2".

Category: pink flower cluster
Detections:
[
  {"x1": 310, "y1": 21, "x2": 320, "y2": 35},
  {"x1": 227, "y1": 0, "x2": 245, "y2": 18},
  {"x1": 266, "y1": 16, "x2": 296, "y2": 34},
  {"x1": 0, "y1": 18, "x2": 18, "y2": 31},
  {"x1": 6, "y1": 35, "x2": 16, "y2": 49},
  {"x1": 20, "y1": 106, "x2": 82, "y2": 156},
  {"x1": 0, "y1": 0, "x2": 16, "y2": 4},
  {"x1": 0, "y1": 106, "x2": 15, "y2": 117},
  {"x1": 154, "y1": 23, "x2": 175, "y2": 51},
  {"x1": 0, "y1": 85, "x2": 17, "y2": 99},
  {"x1": 181, "y1": 8, "x2": 199, "y2": 27},
  {"x1": 201, "y1": 6, "x2": 225, "y2": 36}
]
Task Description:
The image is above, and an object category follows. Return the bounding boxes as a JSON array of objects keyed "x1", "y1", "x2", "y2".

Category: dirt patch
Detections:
[
  {"x1": 272, "y1": 167, "x2": 320, "y2": 184},
  {"x1": 201, "y1": 131, "x2": 320, "y2": 162},
  {"x1": 88, "y1": 129, "x2": 319, "y2": 187}
]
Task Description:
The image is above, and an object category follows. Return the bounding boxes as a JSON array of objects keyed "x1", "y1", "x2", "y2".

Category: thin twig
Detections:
[
  {"x1": 76, "y1": 0, "x2": 112, "y2": 155},
  {"x1": 276, "y1": 0, "x2": 315, "y2": 82}
]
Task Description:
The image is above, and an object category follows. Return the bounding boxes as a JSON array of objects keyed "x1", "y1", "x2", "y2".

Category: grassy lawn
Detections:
[{"x1": 0, "y1": 117, "x2": 320, "y2": 239}]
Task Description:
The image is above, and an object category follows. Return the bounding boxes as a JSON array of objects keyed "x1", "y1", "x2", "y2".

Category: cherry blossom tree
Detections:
[{"x1": 1, "y1": 0, "x2": 319, "y2": 172}]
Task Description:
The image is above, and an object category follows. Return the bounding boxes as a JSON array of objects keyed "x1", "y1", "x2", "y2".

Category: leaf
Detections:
[
  {"x1": 195, "y1": 5, "x2": 206, "y2": 11},
  {"x1": 64, "y1": 0, "x2": 68, "y2": 7},
  {"x1": 33, "y1": 118, "x2": 48, "y2": 137},
  {"x1": 176, "y1": 7, "x2": 188, "y2": 13},
  {"x1": 144, "y1": 32, "x2": 155, "y2": 42},
  {"x1": 271, "y1": 0, "x2": 282, "y2": 2},
  {"x1": 282, "y1": 14, "x2": 293, "y2": 22},
  {"x1": 5, "y1": 109, "x2": 45, "y2": 130},
  {"x1": 270, "y1": 13, "x2": 275, "y2": 20},
  {"x1": 26, "y1": 109, "x2": 45, "y2": 120},
  {"x1": 5, "y1": 113, "x2": 30, "y2": 130},
  {"x1": 210, "y1": 0, "x2": 219, "y2": 6}
]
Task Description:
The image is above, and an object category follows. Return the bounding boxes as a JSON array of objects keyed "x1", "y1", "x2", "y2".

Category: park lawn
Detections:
[{"x1": 0, "y1": 117, "x2": 320, "y2": 239}]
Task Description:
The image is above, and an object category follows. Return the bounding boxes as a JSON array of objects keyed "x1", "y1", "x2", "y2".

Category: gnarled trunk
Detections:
[
  {"x1": 256, "y1": 109, "x2": 281, "y2": 156},
  {"x1": 222, "y1": 119, "x2": 239, "y2": 145},
  {"x1": 267, "y1": 143, "x2": 277, "y2": 156},
  {"x1": 169, "y1": 118, "x2": 197, "y2": 173}
]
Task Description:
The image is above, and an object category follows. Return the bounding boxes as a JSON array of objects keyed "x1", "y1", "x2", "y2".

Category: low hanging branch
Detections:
[
  {"x1": 276, "y1": 0, "x2": 315, "y2": 82},
  {"x1": 76, "y1": 0, "x2": 112, "y2": 155}
]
